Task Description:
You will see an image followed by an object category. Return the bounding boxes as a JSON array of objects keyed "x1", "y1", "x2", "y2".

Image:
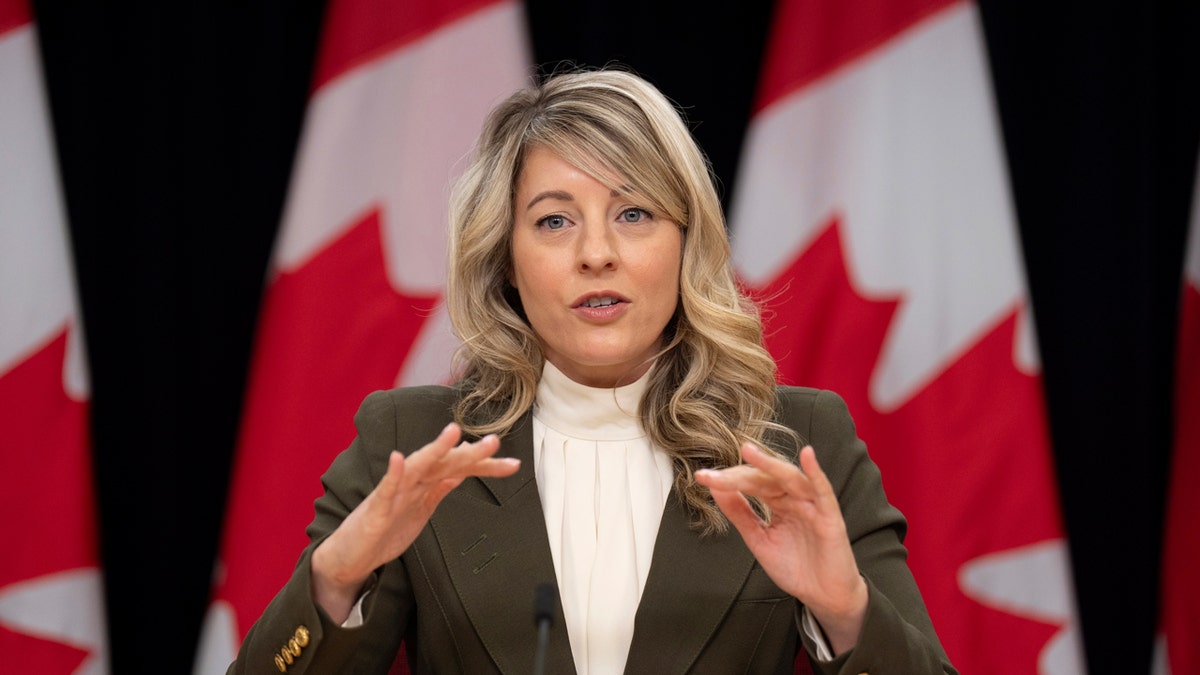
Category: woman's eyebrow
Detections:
[
  {"x1": 525, "y1": 187, "x2": 632, "y2": 211},
  {"x1": 525, "y1": 190, "x2": 573, "y2": 210}
]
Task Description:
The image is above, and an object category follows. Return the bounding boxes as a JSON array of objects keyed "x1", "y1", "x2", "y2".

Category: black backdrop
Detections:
[{"x1": 28, "y1": 1, "x2": 1199, "y2": 673}]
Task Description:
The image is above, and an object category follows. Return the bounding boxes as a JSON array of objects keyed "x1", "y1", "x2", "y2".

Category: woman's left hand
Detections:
[{"x1": 695, "y1": 443, "x2": 868, "y2": 655}]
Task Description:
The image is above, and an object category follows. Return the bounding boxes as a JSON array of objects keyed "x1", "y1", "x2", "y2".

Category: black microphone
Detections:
[{"x1": 533, "y1": 582, "x2": 556, "y2": 675}]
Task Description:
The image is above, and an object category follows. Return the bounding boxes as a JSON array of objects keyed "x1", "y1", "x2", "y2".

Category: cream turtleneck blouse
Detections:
[{"x1": 531, "y1": 361, "x2": 675, "y2": 675}]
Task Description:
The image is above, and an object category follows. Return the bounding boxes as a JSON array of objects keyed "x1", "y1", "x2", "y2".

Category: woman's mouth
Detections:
[{"x1": 579, "y1": 296, "x2": 620, "y2": 308}]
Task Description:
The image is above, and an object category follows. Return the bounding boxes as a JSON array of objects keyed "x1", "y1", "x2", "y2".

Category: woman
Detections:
[{"x1": 230, "y1": 69, "x2": 956, "y2": 674}]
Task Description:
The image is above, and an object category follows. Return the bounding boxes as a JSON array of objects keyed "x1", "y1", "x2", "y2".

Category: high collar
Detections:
[{"x1": 533, "y1": 360, "x2": 652, "y2": 440}]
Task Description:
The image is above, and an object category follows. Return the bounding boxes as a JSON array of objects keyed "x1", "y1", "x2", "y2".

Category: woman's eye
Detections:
[
  {"x1": 619, "y1": 208, "x2": 650, "y2": 223},
  {"x1": 538, "y1": 215, "x2": 567, "y2": 230}
]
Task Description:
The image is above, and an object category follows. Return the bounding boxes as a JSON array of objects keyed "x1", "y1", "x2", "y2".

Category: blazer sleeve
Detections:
[
  {"x1": 226, "y1": 389, "x2": 427, "y2": 675},
  {"x1": 780, "y1": 388, "x2": 957, "y2": 675}
]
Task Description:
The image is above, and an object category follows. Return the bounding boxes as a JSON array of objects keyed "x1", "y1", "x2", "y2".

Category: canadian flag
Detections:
[
  {"x1": 730, "y1": 1, "x2": 1084, "y2": 672},
  {"x1": 1157, "y1": 161, "x2": 1200, "y2": 675},
  {"x1": 0, "y1": 1, "x2": 109, "y2": 673},
  {"x1": 192, "y1": 0, "x2": 530, "y2": 672}
]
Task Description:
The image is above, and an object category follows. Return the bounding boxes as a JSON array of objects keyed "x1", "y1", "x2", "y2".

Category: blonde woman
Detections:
[{"x1": 230, "y1": 69, "x2": 955, "y2": 674}]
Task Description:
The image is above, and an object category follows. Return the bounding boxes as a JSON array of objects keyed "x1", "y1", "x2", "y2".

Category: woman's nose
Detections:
[{"x1": 576, "y1": 222, "x2": 617, "y2": 272}]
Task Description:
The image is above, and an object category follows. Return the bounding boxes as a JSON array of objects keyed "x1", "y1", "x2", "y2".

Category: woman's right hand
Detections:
[{"x1": 309, "y1": 422, "x2": 520, "y2": 623}]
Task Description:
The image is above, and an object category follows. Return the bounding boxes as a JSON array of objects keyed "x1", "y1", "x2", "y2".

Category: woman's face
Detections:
[{"x1": 510, "y1": 146, "x2": 683, "y2": 388}]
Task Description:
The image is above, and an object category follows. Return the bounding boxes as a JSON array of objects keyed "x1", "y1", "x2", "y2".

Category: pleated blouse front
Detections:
[{"x1": 531, "y1": 362, "x2": 675, "y2": 675}]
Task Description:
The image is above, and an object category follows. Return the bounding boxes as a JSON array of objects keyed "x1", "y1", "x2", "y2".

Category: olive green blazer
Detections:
[{"x1": 229, "y1": 385, "x2": 956, "y2": 674}]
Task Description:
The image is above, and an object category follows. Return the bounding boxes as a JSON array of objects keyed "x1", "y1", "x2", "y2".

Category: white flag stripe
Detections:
[
  {"x1": 958, "y1": 540, "x2": 1076, "y2": 623},
  {"x1": 731, "y1": 4, "x2": 1025, "y2": 410},
  {"x1": 193, "y1": 600, "x2": 238, "y2": 675},
  {"x1": 0, "y1": 569, "x2": 108, "y2": 675},
  {"x1": 0, "y1": 26, "x2": 77, "y2": 380},
  {"x1": 274, "y1": 1, "x2": 529, "y2": 295},
  {"x1": 958, "y1": 540, "x2": 1083, "y2": 673},
  {"x1": 395, "y1": 301, "x2": 457, "y2": 386}
]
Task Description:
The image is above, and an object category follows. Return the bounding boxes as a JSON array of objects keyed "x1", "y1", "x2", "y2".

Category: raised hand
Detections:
[
  {"x1": 695, "y1": 443, "x2": 868, "y2": 655},
  {"x1": 310, "y1": 423, "x2": 520, "y2": 622}
]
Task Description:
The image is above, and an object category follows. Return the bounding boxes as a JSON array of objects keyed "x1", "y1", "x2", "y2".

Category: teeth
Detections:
[{"x1": 582, "y1": 297, "x2": 618, "y2": 308}]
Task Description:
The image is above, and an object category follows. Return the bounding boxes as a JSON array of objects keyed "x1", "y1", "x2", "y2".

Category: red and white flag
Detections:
[
  {"x1": 193, "y1": 0, "x2": 530, "y2": 671},
  {"x1": 730, "y1": 1, "x2": 1083, "y2": 672},
  {"x1": 0, "y1": 1, "x2": 109, "y2": 673},
  {"x1": 1157, "y1": 161, "x2": 1200, "y2": 675}
]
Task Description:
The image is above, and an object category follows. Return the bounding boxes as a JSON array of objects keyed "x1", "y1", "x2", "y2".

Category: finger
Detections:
[
  {"x1": 436, "y1": 421, "x2": 463, "y2": 448},
  {"x1": 708, "y1": 487, "x2": 769, "y2": 545},
  {"x1": 421, "y1": 450, "x2": 518, "y2": 512},
  {"x1": 435, "y1": 434, "x2": 505, "y2": 477},
  {"x1": 696, "y1": 465, "x2": 780, "y2": 496},
  {"x1": 425, "y1": 476, "x2": 466, "y2": 507},
  {"x1": 698, "y1": 462, "x2": 808, "y2": 503},
  {"x1": 744, "y1": 443, "x2": 830, "y2": 500},
  {"x1": 403, "y1": 423, "x2": 465, "y2": 476},
  {"x1": 442, "y1": 433, "x2": 518, "y2": 479},
  {"x1": 373, "y1": 450, "x2": 407, "y2": 503},
  {"x1": 797, "y1": 446, "x2": 839, "y2": 506},
  {"x1": 467, "y1": 456, "x2": 521, "y2": 478},
  {"x1": 741, "y1": 443, "x2": 808, "y2": 483},
  {"x1": 411, "y1": 434, "x2": 515, "y2": 488},
  {"x1": 430, "y1": 422, "x2": 466, "y2": 456},
  {"x1": 453, "y1": 433, "x2": 503, "y2": 464}
]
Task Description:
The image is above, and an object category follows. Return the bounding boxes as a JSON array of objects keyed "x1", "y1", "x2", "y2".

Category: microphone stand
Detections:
[{"x1": 533, "y1": 583, "x2": 556, "y2": 675}]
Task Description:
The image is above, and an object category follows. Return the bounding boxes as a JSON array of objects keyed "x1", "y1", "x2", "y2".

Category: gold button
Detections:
[
  {"x1": 287, "y1": 637, "x2": 302, "y2": 657},
  {"x1": 282, "y1": 648, "x2": 294, "y2": 666},
  {"x1": 294, "y1": 625, "x2": 310, "y2": 647},
  {"x1": 274, "y1": 654, "x2": 286, "y2": 672}
]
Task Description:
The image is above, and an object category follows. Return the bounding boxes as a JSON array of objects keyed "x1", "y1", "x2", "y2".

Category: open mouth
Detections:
[{"x1": 579, "y1": 296, "x2": 621, "y2": 308}]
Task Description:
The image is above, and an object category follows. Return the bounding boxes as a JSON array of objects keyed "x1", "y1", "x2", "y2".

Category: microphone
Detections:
[{"x1": 533, "y1": 582, "x2": 556, "y2": 675}]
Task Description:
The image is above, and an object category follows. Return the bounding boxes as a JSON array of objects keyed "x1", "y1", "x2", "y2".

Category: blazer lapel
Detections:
[
  {"x1": 427, "y1": 412, "x2": 576, "y2": 675},
  {"x1": 623, "y1": 493, "x2": 756, "y2": 674}
]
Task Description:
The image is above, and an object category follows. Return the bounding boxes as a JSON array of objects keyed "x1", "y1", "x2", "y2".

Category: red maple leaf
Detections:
[
  {"x1": 216, "y1": 209, "x2": 439, "y2": 636},
  {"x1": 0, "y1": 624, "x2": 88, "y2": 674},
  {"x1": 745, "y1": 216, "x2": 1065, "y2": 673},
  {"x1": 0, "y1": 326, "x2": 97, "y2": 672}
]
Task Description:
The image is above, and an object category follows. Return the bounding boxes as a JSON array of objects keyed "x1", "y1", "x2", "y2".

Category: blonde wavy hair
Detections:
[{"x1": 447, "y1": 68, "x2": 792, "y2": 533}]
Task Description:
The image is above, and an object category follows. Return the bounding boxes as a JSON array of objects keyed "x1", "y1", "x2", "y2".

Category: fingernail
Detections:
[{"x1": 442, "y1": 422, "x2": 456, "y2": 435}]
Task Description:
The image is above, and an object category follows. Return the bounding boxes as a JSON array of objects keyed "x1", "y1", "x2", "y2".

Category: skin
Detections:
[
  {"x1": 310, "y1": 424, "x2": 518, "y2": 623},
  {"x1": 509, "y1": 146, "x2": 683, "y2": 388},
  {"x1": 695, "y1": 444, "x2": 868, "y2": 655},
  {"x1": 311, "y1": 145, "x2": 867, "y2": 657}
]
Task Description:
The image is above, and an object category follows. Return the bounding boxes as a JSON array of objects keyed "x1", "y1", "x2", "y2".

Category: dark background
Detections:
[{"x1": 28, "y1": 0, "x2": 1199, "y2": 673}]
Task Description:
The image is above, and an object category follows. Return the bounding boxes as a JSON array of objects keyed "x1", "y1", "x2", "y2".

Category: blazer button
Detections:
[{"x1": 273, "y1": 625, "x2": 310, "y2": 671}]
